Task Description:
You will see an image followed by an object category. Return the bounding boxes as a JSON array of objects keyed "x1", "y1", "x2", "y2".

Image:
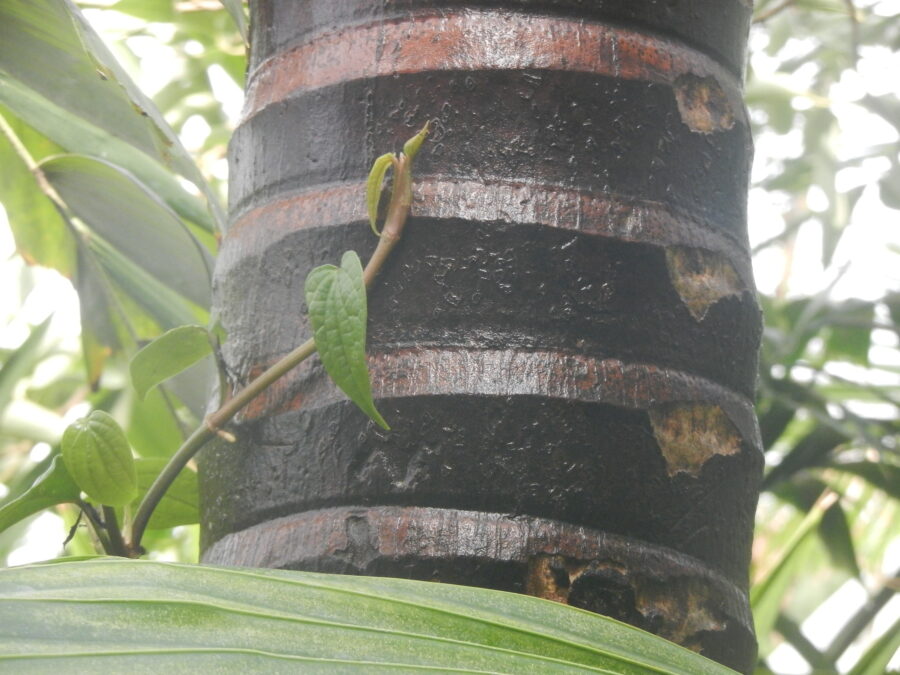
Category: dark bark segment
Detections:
[
  {"x1": 216, "y1": 219, "x2": 760, "y2": 398},
  {"x1": 249, "y1": 0, "x2": 752, "y2": 80},
  {"x1": 205, "y1": 1, "x2": 761, "y2": 671},
  {"x1": 231, "y1": 71, "x2": 750, "y2": 235},
  {"x1": 202, "y1": 388, "x2": 760, "y2": 580}
]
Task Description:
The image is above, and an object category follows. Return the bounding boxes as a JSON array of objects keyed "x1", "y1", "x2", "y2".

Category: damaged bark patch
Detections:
[
  {"x1": 673, "y1": 73, "x2": 735, "y2": 133},
  {"x1": 526, "y1": 554, "x2": 726, "y2": 652},
  {"x1": 526, "y1": 554, "x2": 582, "y2": 604},
  {"x1": 631, "y1": 577, "x2": 726, "y2": 652},
  {"x1": 665, "y1": 246, "x2": 743, "y2": 321},
  {"x1": 649, "y1": 403, "x2": 742, "y2": 477}
]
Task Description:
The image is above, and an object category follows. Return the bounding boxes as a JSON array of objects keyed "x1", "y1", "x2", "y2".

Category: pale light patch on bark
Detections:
[
  {"x1": 666, "y1": 246, "x2": 743, "y2": 321},
  {"x1": 650, "y1": 403, "x2": 743, "y2": 476},
  {"x1": 673, "y1": 73, "x2": 736, "y2": 133}
]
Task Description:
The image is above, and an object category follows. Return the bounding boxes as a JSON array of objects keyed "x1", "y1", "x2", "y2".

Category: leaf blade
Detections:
[
  {"x1": 0, "y1": 558, "x2": 735, "y2": 674},
  {"x1": 61, "y1": 411, "x2": 137, "y2": 507},
  {"x1": 130, "y1": 458, "x2": 198, "y2": 530},
  {"x1": 219, "y1": 0, "x2": 249, "y2": 43},
  {"x1": 130, "y1": 326, "x2": 212, "y2": 401},
  {"x1": 41, "y1": 154, "x2": 213, "y2": 308},
  {"x1": 0, "y1": 54, "x2": 214, "y2": 232},
  {"x1": 0, "y1": 108, "x2": 74, "y2": 274},
  {"x1": 306, "y1": 252, "x2": 388, "y2": 430},
  {"x1": 0, "y1": 316, "x2": 52, "y2": 416},
  {"x1": 0, "y1": 0, "x2": 167, "y2": 163},
  {"x1": 848, "y1": 615, "x2": 900, "y2": 675},
  {"x1": 366, "y1": 152, "x2": 395, "y2": 235},
  {"x1": 0, "y1": 457, "x2": 80, "y2": 534}
]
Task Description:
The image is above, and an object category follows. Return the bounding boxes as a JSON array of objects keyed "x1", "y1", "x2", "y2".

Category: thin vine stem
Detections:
[{"x1": 128, "y1": 151, "x2": 419, "y2": 555}]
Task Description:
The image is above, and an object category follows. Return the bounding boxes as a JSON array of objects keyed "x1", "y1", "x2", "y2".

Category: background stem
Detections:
[{"x1": 101, "y1": 505, "x2": 127, "y2": 556}]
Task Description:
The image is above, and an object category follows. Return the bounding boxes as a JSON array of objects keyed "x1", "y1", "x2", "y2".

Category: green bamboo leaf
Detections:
[
  {"x1": 818, "y1": 501, "x2": 861, "y2": 579},
  {"x1": 0, "y1": 316, "x2": 52, "y2": 416},
  {"x1": 130, "y1": 458, "x2": 198, "y2": 530},
  {"x1": 74, "y1": 238, "x2": 122, "y2": 385},
  {"x1": 0, "y1": 0, "x2": 169, "y2": 163},
  {"x1": 848, "y1": 616, "x2": 900, "y2": 675},
  {"x1": 306, "y1": 251, "x2": 389, "y2": 430},
  {"x1": 366, "y1": 152, "x2": 395, "y2": 235},
  {"x1": 0, "y1": 108, "x2": 74, "y2": 275},
  {"x1": 87, "y1": 232, "x2": 204, "y2": 332},
  {"x1": 61, "y1": 410, "x2": 137, "y2": 507},
  {"x1": 219, "y1": 0, "x2": 249, "y2": 43},
  {"x1": 823, "y1": 300, "x2": 874, "y2": 366},
  {"x1": 0, "y1": 558, "x2": 734, "y2": 674},
  {"x1": 130, "y1": 325, "x2": 212, "y2": 400},
  {"x1": 70, "y1": 234, "x2": 202, "y2": 382},
  {"x1": 0, "y1": 1, "x2": 221, "y2": 231},
  {"x1": 0, "y1": 457, "x2": 80, "y2": 534},
  {"x1": 41, "y1": 154, "x2": 213, "y2": 308},
  {"x1": 751, "y1": 494, "x2": 832, "y2": 656},
  {"x1": 0, "y1": 73, "x2": 214, "y2": 231},
  {"x1": 71, "y1": 227, "x2": 210, "y2": 387},
  {"x1": 831, "y1": 461, "x2": 900, "y2": 499}
]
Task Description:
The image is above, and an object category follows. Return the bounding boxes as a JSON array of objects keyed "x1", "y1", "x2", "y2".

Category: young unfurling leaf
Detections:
[
  {"x1": 366, "y1": 122, "x2": 431, "y2": 236},
  {"x1": 366, "y1": 152, "x2": 395, "y2": 236},
  {"x1": 305, "y1": 251, "x2": 389, "y2": 429},
  {"x1": 402, "y1": 120, "x2": 431, "y2": 160}
]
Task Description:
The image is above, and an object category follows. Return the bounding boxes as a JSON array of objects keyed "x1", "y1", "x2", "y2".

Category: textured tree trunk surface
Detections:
[{"x1": 202, "y1": 1, "x2": 762, "y2": 671}]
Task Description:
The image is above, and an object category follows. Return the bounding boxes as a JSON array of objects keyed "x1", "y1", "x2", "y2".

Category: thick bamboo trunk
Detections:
[{"x1": 202, "y1": 1, "x2": 762, "y2": 670}]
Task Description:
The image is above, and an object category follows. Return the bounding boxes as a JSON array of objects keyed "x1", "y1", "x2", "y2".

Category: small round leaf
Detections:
[{"x1": 61, "y1": 410, "x2": 137, "y2": 506}]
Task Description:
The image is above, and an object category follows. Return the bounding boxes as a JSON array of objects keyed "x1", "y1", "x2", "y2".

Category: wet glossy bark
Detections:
[{"x1": 202, "y1": 1, "x2": 762, "y2": 671}]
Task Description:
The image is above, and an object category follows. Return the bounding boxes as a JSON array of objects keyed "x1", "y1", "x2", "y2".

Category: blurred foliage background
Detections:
[{"x1": 0, "y1": 0, "x2": 897, "y2": 672}]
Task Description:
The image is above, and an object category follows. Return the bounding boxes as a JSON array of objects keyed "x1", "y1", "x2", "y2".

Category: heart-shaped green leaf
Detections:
[
  {"x1": 0, "y1": 456, "x2": 80, "y2": 534},
  {"x1": 306, "y1": 251, "x2": 388, "y2": 430},
  {"x1": 130, "y1": 325, "x2": 213, "y2": 400},
  {"x1": 61, "y1": 410, "x2": 137, "y2": 507}
]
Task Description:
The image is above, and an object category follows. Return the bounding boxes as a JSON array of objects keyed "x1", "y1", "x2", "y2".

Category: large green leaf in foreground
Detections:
[{"x1": 0, "y1": 559, "x2": 734, "y2": 674}]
